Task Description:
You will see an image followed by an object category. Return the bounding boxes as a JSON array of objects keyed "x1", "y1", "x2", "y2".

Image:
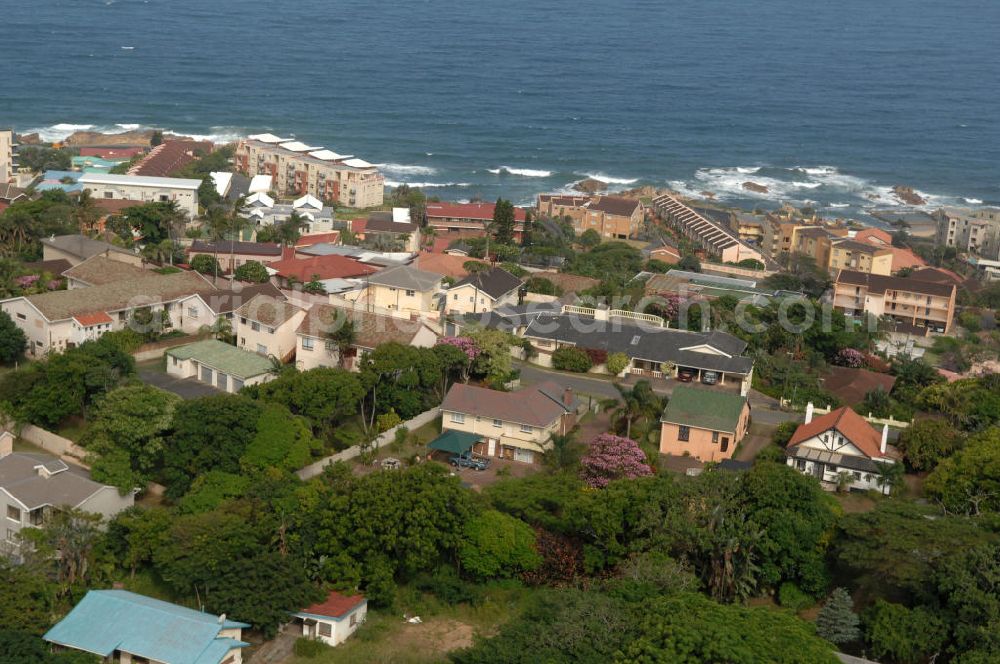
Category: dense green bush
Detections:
[
  {"x1": 552, "y1": 347, "x2": 593, "y2": 373},
  {"x1": 778, "y1": 582, "x2": 814, "y2": 612},
  {"x1": 293, "y1": 637, "x2": 330, "y2": 658},
  {"x1": 459, "y1": 510, "x2": 541, "y2": 579}
]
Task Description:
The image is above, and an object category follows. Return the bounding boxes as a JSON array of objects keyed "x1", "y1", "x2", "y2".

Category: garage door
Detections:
[
  {"x1": 200, "y1": 366, "x2": 213, "y2": 383},
  {"x1": 513, "y1": 448, "x2": 534, "y2": 464},
  {"x1": 217, "y1": 373, "x2": 228, "y2": 391}
]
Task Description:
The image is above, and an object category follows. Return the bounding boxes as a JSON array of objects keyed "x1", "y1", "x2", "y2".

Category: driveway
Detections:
[{"x1": 139, "y1": 366, "x2": 219, "y2": 399}]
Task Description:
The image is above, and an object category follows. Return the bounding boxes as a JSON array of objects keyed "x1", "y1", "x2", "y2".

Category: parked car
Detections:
[
  {"x1": 701, "y1": 371, "x2": 719, "y2": 385},
  {"x1": 677, "y1": 369, "x2": 695, "y2": 382},
  {"x1": 449, "y1": 452, "x2": 491, "y2": 471}
]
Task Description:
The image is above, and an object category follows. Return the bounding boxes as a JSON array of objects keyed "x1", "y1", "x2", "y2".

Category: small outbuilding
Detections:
[
  {"x1": 292, "y1": 591, "x2": 368, "y2": 647},
  {"x1": 166, "y1": 339, "x2": 274, "y2": 393}
]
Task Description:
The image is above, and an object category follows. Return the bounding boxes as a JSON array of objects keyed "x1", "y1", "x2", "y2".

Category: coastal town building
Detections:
[
  {"x1": 0, "y1": 449, "x2": 134, "y2": 560},
  {"x1": 445, "y1": 267, "x2": 523, "y2": 315},
  {"x1": 827, "y1": 239, "x2": 893, "y2": 276},
  {"x1": 41, "y1": 234, "x2": 143, "y2": 267},
  {"x1": 537, "y1": 194, "x2": 642, "y2": 239},
  {"x1": 439, "y1": 381, "x2": 579, "y2": 464},
  {"x1": 245, "y1": 192, "x2": 335, "y2": 235},
  {"x1": 785, "y1": 404, "x2": 900, "y2": 495},
  {"x1": 361, "y1": 208, "x2": 421, "y2": 252},
  {"x1": 0, "y1": 129, "x2": 16, "y2": 183},
  {"x1": 936, "y1": 206, "x2": 1000, "y2": 260},
  {"x1": 0, "y1": 183, "x2": 29, "y2": 211},
  {"x1": 425, "y1": 202, "x2": 528, "y2": 242},
  {"x1": 63, "y1": 255, "x2": 151, "y2": 288},
  {"x1": 175, "y1": 282, "x2": 285, "y2": 335},
  {"x1": 293, "y1": 591, "x2": 368, "y2": 648},
  {"x1": 852, "y1": 228, "x2": 926, "y2": 273},
  {"x1": 267, "y1": 253, "x2": 378, "y2": 290},
  {"x1": 44, "y1": 590, "x2": 250, "y2": 664},
  {"x1": 78, "y1": 173, "x2": 201, "y2": 218},
  {"x1": 295, "y1": 304, "x2": 438, "y2": 372},
  {"x1": 353, "y1": 264, "x2": 443, "y2": 315},
  {"x1": 651, "y1": 193, "x2": 766, "y2": 265},
  {"x1": 659, "y1": 386, "x2": 750, "y2": 462},
  {"x1": 186, "y1": 239, "x2": 285, "y2": 273},
  {"x1": 129, "y1": 140, "x2": 213, "y2": 177},
  {"x1": 832, "y1": 269, "x2": 957, "y2": 334},
  {"x1": 166, "y1": 339, "x2": 276, "y2": 393},
  {"x1": 235, "y1": 294, "x2": 306, "y2": 362},
  {"x1": 234, "y1": 133, "x2": 384, "y2": 208}
]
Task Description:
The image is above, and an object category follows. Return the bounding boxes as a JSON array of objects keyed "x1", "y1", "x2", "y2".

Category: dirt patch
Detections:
[{"x1": 399, "y1": 619, "x2": 474, "y2": 654}]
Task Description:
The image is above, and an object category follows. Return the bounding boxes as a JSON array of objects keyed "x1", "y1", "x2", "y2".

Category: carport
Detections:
[{"x1": 428, "y1": 430, "x2": 480, "y2": 459}]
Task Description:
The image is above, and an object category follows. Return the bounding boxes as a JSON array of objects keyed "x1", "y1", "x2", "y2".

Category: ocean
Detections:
[{"x1": 3, "y1": 0, "x2": 999, "y2": 213}]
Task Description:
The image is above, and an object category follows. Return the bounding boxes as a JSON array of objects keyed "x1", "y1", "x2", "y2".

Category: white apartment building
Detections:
[{"x1": 78, "y1": 173, "x2": 201, "y2": 218}]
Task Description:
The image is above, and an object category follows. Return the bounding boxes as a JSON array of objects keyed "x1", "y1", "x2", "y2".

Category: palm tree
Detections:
[
  {"x1": 602, "y1": 380, "x2": 663, "y2": 439},
  {"x1": 72, "y1": 190, "x2": 102, "y2": 234},
  {"x1": 276, "y1": 211, "x2": 307, "y2": 246},
  {"x1": 544, "y1": 429, "x2": 580, "y2": 471},
  {"x1": 203, "y1": 205, "x2": 230, "y2": 284}
]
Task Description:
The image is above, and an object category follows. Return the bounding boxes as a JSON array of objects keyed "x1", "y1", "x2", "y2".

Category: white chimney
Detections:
[
  {"x1": 804, "y1": 402, "x2": 814, "y2": 424},
  {"x1": 880, "y1": 424, "x2": 888, "y2": 455}
]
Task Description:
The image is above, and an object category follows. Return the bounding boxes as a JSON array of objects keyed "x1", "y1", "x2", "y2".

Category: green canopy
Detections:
[{"x1": 428, "y1": 430, "x2": 480, "y2": 455}]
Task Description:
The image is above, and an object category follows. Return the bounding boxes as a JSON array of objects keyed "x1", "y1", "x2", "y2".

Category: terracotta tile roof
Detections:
[
  {"x1": 821, "y1": 366, "x2": 897, "y2": 406},
  {"x1": 441, "y1": 380, "x2": 575, "y2": 428},
  {"x1": 131, "y1": 141, "x2": 213, "y2": 177},
  {"x1": 296, "y1": 304, "x2": 434, "y2": 349},
  {"x1": 79, "y1": 147, "x2": 146, "y2": 159},
  {"x1": 414, "y1": 253, "x2": 485, "y2": 279},
  {"x1": 425, "y1": 202, "x2": 527, "y2": 222},
  {"x1": 787, "y1": 407, "x2": 891, "y2": 460},
  {"x1": 835, "y1": 269, "x2": 955, "y2": 298},
  {"x1": 853, "y1": 228, "x2": 893, "y2": 244},
  {"x1": 295, "y1": 232, "x2": 341, "y2": 247},
  {"x1": 533, "y1": 271, "x2": 600, "y2": 294},
  {"x1": 298, "y1": 591, "x2": 366, "y2": 619},
  {"x1": 587, "y1": 196, "x2": 642, "y2": 217},
  {"x1": 73, "y1": 311, "x2": 113, "y2": 327},
  {"x1": 268, "y1": 254, "x2": 377, "y2": 281},
  {"x1": 235, "y1": 294, "x2": 304, "y2": 327},
  {"x1": 909, "y1": 266, "x2": 964, "y2": 287},
  {"x1": 93, "y1": 198, "x2": 143, "y2": 215},
  {"x1": 350, "y1": 219, "x2": 367, "y2": 234}
]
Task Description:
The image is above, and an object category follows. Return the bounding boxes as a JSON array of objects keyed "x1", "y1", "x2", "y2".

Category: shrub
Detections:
[
  {"x1": 772, "y1": 421, "x2": 799, "y2": 448},
  {"x1": 189, "y1": 254, "x2": 220, "y2": 275},
  {"x1": 414, "y1": 566, "x2": 482, "y2": 605},
  {"x1": 459, "y1": 510, "x2": 541, "y2": 579},
  {"x1": 552, "y1": 347, "x2": 592, "y2": 373},
  {"x1": 233, "y1": 260, "x2": 270, "y2": 283},
  {"x1": 606, "y1": 352, "x2": 629, "y2": 376},
  {"x1": 778, "y1": 583, "x2": 814, "y2": 612},
  {"x1": 582, "y1": 348, "x2": 608, "y2": 366},
  {"x1": 377, "y1": 409, "x2": 402, "y2": 433},
  {"x1": 293, "y1": 638, "x2": 329, "y2": 658}
]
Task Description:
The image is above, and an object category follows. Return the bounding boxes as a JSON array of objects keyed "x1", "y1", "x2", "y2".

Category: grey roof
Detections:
[
  {"x1": 41, "y1": 234, "x2": 136, "y2": 262},
  {"x1": 0, "y1": 453, "x2": 112, "y2": 510},
  {"x1": 367, "y1": 264, "x2": 442, "y2": 291},
  {"x1": 786, "y1": 445, "x2": 885, "y2": 474},
  {"x1": 451, "y1": 267, "x2": 523, "y2": 300},
  {"x1": 459, "y1": 302, "x2": 565, "y2": 332},
  {"x1": 226, "y1": 173, "x2": 251, "y2": 201},
  {"x1": 523, "y1": 314, "x2": 754, "y2": 375},
  {"x1": 189, "y1": 240, "x2": 283, "y2": 257},
  {"x1": 366, "y1": 212, "x2": 418, "y2": 233}
]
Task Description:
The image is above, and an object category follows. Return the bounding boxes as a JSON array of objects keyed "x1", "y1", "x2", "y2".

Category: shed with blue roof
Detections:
[{"x1": 43, "y1": 589, "x2": 250, "y2": 664}]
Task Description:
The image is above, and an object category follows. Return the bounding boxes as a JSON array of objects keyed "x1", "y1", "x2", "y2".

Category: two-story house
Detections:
[
  {"x1": 357, "y1": 264, "x2": 443, "y2": 315},
  {"x1": 439, "y1": 381, "x2": 579, "y2": 464},
  {"x1": 445, "y1": 267, "x2": 523, "y2": 315},
  {"x1": 235, "y1": 294, "x2": 306, "y2": 362},
  {"x1": 785, "y1": 404, "x2": 900, "y2": 495},
  {"x1": 659, "y1": 386, "x2": 751, "y2": 462},
  {"x1": 832, "y1": 269, "x2": 957, "y2": 333}
]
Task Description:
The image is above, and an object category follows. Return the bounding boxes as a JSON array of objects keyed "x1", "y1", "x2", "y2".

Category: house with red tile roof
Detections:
[
  {"x1": 292, "y1": 591, "x2": 367, "y2": 647},
  {"x1": 785, "y1": 404, "x2": 900, "y2": 494},
  {"x1": 852, "y1": 228, "x2": 927, "y2": 273},
  {"x1": 425, "y1": 202, "x2": 528, "y2": 242},
  {"x1": 266, "y1": 254, "x2": 377, "y2": 288}
]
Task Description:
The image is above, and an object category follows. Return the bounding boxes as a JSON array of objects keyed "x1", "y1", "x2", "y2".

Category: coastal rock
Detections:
[
  {"x1": 892, "y1": 185, "x2": 926, "y2": 206},
  {"x1": 63, "y1": 130, "x2": 195, "y2": 147},
  {"x1": 573, "y1": 178, "x2": 609, "y2": 194},
  {"x1": 700, "y1": 191, "x2": 716, "y2": 200},
  {"x1": 18, "y1": 133, "x2": 42, "y2": 145},
  {"x1": 742, "y1": 181, "x2": 769, "y2": 194}
]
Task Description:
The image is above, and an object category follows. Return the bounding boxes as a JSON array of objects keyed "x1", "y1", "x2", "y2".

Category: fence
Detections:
[
  {"x1": 296, "y1": 408, "x2": 440, "y2": 480},
  {"x1": 782, "y1": 401, "x2": 912, "y2": 429},
  {"x1": 2, "y1": 419, "x2": 89, "y2": 466}
]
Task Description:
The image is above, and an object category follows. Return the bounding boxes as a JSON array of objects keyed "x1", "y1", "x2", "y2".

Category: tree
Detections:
[
  {"x1": 925, "y1": 427, "x2": 1000, "y2": 515},
  {"x1": 458, "y1": 510, "x2": 541, "y2": 579},
  {"x1": 242, "y1": 403, "x2": 317, "y2": 471},
  {"x1": 606, "y1": 352, "x2": 628, "y2": 376},
  {"x1": 466, "y1": 329, "x2": 512, "y2": 382},
  {"x1": 116, "y1": 201, "x2": 187, "y2": 244},
  {"x1": 105, "y1": 506, "x2": 174, "y2": 577},
  {"x1": 0, "y1": 310, "x2": 26, "y2": 363},
  {"x1": 933, "y1": 543, "x2": 1000, "y2": 655},
  {"x1": 525, "y1": 276, "x2": 560, "y2": 296},
  {"x1": 544, "y1": 430, "x2": 580, "y2": 471},
  {"x1": 150, "y1": 130, "x2": 163, "y2": 146},
  {"x1": 19, "y1": 508, "x2": 104, "y2": 593},
  {"x1": 189, "y1": 253, "x2": 220, "y2": 275},
  {"x1": 815, "y1": 588, "x2": 860, "y2": 646},
  {"x1": 492, "y1": 198, "x2": 516, "y2": 245},
  {"x1": 83, "y1": 385, "x2": 181, "y2": 492},
  {"x1": 463, "y1": 260, "x2": 489, "y2": 274},
  {"x1": 251, "y1": 368, "x2": 365, "y2": 435},
  {"x1": 861, "y1": 387, "x2": 891, "y2": 418},
  {"x1": 579, "y1": 228, "x2": 601, "y2": 249},
  {"x1": 896, "y1": 418, "x2": 965, "y2": 471},
  {"x1": 324, "y1": 313, "x2": 357, "y2": 370},
  {"x1": 233, "y1": 260, "x2": 270, "y2": 283},
  {"x1": 677, "y1": 254, "x2": 701, "y2": 272},
  {"x1": 645, "y1": 259, "x2": 672, "y2": 273},
  {"x1": 0, "y1": 629, "x2": 101, "y2": 663},
  {"x1": 552, "y1": 347, "x2": 592, "y2": 373},
  {"x1": 864, "y1": 600, "x2": 948, "y2": 664},
  {"x1": 15, "y1": 146, "x2": 71, "y2": 172},
  {"x1": 602, "y1": 380, "x2": 661, "y2": 439},
  {"x1": 580, "y1": 433, "x2": 653, "y2": 488},
  {"x1": 0, "y1": 561, "x2": 57, "y2": 633}
]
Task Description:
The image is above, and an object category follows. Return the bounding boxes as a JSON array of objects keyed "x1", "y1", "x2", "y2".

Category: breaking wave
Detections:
[{"x1": 488, "y1": 166, "x2": 553, "y2": 177}]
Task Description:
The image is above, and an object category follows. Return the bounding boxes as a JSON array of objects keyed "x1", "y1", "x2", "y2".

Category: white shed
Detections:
[{"x1": 293, "y1": 591, "x2": 367, "y2": 647}]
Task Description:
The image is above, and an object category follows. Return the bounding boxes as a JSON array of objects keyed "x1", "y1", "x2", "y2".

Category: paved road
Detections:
[{"x1": 139, "y1": 367, "x2": 220, "y2": 400}]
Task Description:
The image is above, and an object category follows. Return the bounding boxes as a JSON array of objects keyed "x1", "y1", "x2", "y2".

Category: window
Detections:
[
  {"x1": 712, "y1": 431, "x2": 719, "y2": 443},
  {"x1": 318, "y1": 622, "x2": 332, "y2": 637},
  {"x1": 519, "y1": 424, "x2": 533, "y2": 433},
  {"x1": 350, "y1": 612, "x2": 358, "y2": 627},
  {"x1": 720, "y1": 437, "x2": 729, "y2": 452},
  {"x1": 405, "y1": 290, "x2": 415, "y2": 297},
  {"x1": 251, "y1": 321, "x2": 261, "y2": 332},
  {"x1": 450, "y1": 412, "x2": 465, "y2": 424},
  {"x1": 15, "y1": 313, "x2": 25, "y2": 320},
  {"x1": 678, "y1": 426, "x2": 690, "y2": 442},
  {"x1": 302, "y1": 337, "x2": 314, "y2": 351},
  {"x1": 452, "y1": 294, "x2": 458, "y2": 301},
  {"x1": 240, "y1": 317, "x2": 247, "y2": 325},
  {"x1": 7, "y1": 505, "x2": 21, "y2": 521},
  {"x1": 256, "y1": 343, "x2": 267, "y2": 355},
  {"x1": 104, "y1": 191, "x2": 113, "y2": 198},
  {"x1": 492, "y1": 419, "x2": 502, "y2": 428},
  {"x1": 325, "y1": 339, "x2": 336, "y2": 351},
  {"x1": 187, "y1": 306, "x2": 199, "y2": 319}
]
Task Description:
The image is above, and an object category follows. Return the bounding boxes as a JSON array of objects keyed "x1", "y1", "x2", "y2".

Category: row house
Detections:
[{"x1": 651, "y1": 193, "x2": 766, "y2": 265}]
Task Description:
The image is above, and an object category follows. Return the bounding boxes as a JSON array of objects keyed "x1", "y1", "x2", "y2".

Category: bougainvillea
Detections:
[
  {"x1": 15, "y1": 275, "x2": 39, "y2": 288},
  {"x1": 436, "y1": 336, "x2": 482, "y2": 361},
  {"x1": 580, "y1": 433, "x2": 653, "y2": 488},
  {"x1": 834, "y1": 348, "x2": 865, "y2": 368}
]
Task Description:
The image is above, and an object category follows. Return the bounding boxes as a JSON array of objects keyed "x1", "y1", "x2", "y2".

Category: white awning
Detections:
[
  {"x1": 279, "y1": 141, "x2": 323, "y2": 152},
  {"x1": 293, "y1": 194, "x2": 323, "y2": 210},
  {"x1": 392, "y1": 208, "x2": 411, "y2": 224},
  {"x1": 248, "y1": 133, "x2": 292, "y2": 143},
  {"x1": 342, "y1": 158, "x2": 373, "y2": 169},
  {"x1": 308, "y1": 149, "x2": 346, "y2": 161},
  {"x1": 246, "y1": 192, "x2": 275, "y2": 208},
  {"x1": 248, "y1": 175, "x2": 272, "y2": 194}
]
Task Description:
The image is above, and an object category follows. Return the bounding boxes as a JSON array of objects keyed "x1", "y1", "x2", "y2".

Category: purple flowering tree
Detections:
[
  {"x1": 580, "y1": 433, "x2": 653, "y2": 488},
  {"x1": 437, "y1": 336, "x2": 482, "y2": 361},
  {"x1": 835, "y1": 348, "x2": 865, "y2": 368}
]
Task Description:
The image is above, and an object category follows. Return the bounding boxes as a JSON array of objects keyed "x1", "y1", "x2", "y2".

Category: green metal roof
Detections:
[
  {"x1": 661, "y1": 386, "x2": 748, "y2": 433},
  {"x1": 166, "y1": 340, "x2": 273, "y2": 379},
  {"x1": 428, "y1": 429, "x2": 480, "y2": 455}
]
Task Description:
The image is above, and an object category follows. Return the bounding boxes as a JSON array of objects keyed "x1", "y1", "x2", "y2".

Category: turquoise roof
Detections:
[{"x1": 43, "y1": 590, "x2": 250, "y2": 664}]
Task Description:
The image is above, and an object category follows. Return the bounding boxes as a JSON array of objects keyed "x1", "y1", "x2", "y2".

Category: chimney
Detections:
[
  {"x1": 880, "y1": 424, "x2": 888, "y2": 455},
  {"x1": 563, "y1": 387, "x2": 574, "y2": 407},
  {"x1": 804, "y1": 402, "x2": 814, "y2": 424}
]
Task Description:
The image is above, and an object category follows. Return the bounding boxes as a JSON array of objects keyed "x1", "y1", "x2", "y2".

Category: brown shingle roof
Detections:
[
  {"x1": 787, "y1": 407, "x2": 893, "y2": 460},
  {"x1": 194, "y1": 282, "x2": 284, "y2": 315},
  {"x1": 131, "y1": 140, "x2": 213, "y2": 177},
  {"x1": 835, "y1": 269, "x2": 955, "y2": 297},
  {"x1": 235, "y1": 294, "x2": 304, "y2": 327},
  {"x1": 365, "y1": 212, "x2": 418, "y2": 233},
  {"x1": 452, "y1": 267, "x2": 522, "y2": 300},
  {"x1": 296, "y1": 304, "x2": 433, "y2": 349},
  {"x1": 441, "y1": 380, "x2": 575, "y2": 427},
  {"x1": 587, "y1": 196, "x2": 641, "y2": 217},
  {"x1": 822, "y1": 366, "x2": 897, "y2": 407},
  {"x1": 62, "y1": 255, "x2": 151, "y2": 286}
]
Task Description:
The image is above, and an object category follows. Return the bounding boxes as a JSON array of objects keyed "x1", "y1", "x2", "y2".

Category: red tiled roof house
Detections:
[{"x1": 292, "y1": 591, "x2": 367, "y2": 647}]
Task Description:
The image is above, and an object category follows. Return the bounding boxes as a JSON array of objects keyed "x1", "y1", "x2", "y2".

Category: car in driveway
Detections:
[
  {"x1": 449, "y1": 452, "x2": 491, "y2": 470},
  {"x1": 701, "y1": 371, "x2": 719, "y2": 385},
  {"x1": 677, "y1": 369, "x2": 696, "y2": 382}
]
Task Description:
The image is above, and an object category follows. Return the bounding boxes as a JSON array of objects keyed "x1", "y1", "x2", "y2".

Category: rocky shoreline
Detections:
[{"x1": 20, "y1": 129, "x2": 198, "y2": 147}]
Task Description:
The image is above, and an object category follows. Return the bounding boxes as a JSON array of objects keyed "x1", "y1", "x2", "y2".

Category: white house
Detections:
[
  {"x1": 78, "y1": 173, "x2": 201, "y2": 218},
  {"x1": 785, "y1": 403, "x2": 901, "y2": 495},
  {"x1": 235, "y1": 294, "x2": 306, "y2": 363},
  {"x1": 445, "y1": 267, "x2": 523, "y2": 315},
  {"x1": 293, "y1": 591, "x2": 367, "y2": 647}
]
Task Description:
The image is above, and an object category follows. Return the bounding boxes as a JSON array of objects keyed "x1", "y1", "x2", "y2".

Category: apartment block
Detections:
[
  {"x1": 832, "y1": 269, "x2": 956, "y2": 334},
  {"x1": 78, "y1": 173, "x2": 201, "y2": 218},
  {"x1": 651, "y1": 193, "x2": 766, "y2": 265},
  {"x1": 936, "y1": 207, "x2": 1000, "y2": 261},
  {"x1": 537, "y1": 194, "x2": 643, "y2": 239},
  {"x1": 234, "y1": 133, "x2": 384, "y2": 208},
  {"x1": 0, "y1": 129, "x2": 17, "y2": 183}
]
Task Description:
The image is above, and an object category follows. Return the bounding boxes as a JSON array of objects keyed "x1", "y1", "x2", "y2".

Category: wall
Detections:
[
  {"x1": 132, "y1": 333, "x2": 209, "y2": 362},
  {"x1": 12, "y1": 423, "x2": 88, "y2": 465}
]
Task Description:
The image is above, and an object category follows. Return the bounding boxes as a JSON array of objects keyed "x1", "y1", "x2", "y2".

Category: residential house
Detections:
[
  {"x1": 235, "y1": 294, "x2": 306, "y2": 362},
  {"x1": 41, "y1": 234, "x2": 143, "y2": 267},
  {"x1": 267, "y1": 253, "x2": 378, "y2": 290},
  {"x1": 651, "y1": 193, "x2": 766, "y2": 265},
  {"x1": 832, "y1": 269, "x2": 957, "y2": 333},
  {"x1": 235, "y1": 133, "x2": 384, "y2": 208},
  {"x1": 292, "y1": 591, "x2": 368, "y2": 647},
  {"x1": 0, "y1": 449, "x2": 134, "y2": 560},
  {"x1": 295, "y1": 304, "x2": 439, "y2": 371},
  {"x1": 0, "y1": 270, "x2": 216, "y2": 356},
  {"x1": 852, "y1": 228, "x2": 926, "y2": 273},
  {"x1": 785, "y1": 404, "x2": 900, "y2": 494},
  {"x1": 827, "y1": 239, "x2": 893, "y2": 276},
  {"x1": 425, "y1": 202, "x2": 528, "y2": 242},
  {"x1": 364, "y1": 209, "x2": 421, "y2": 252},
  {"x1": 445, "y1": 267, "x2": 523, "y2": 315},
  {"x1": 357, "y1": 264, "x2": 443, "y2": 315},
  {"x1": 130, "y1": 140, "x2": 213, "y2": 177},
  {"x1": 78, "y1": 173, "x2": 201, "y2": 218},
  {"x1": 245, "y1": 192, "x2": 336, "y2": 235},
  {"x1": 175, "y1": 282, "x2": 285, "y2": 335},
  {"x1": 439, "y1": 381, "x2": 579, "y2": 464},
  {"x1": 643, "y1": 238, "x2": 682, "y2": 264},
  {"x1": 44, "y1": 590, "x2": 250, "y2": 664},
  {"x1": 0, "y1": 182, "x2": 29, "y2": 211},
  {"x1": 62, "y1": 255, "x2": 151, "y2": 288},
  {"x1": 166, "y1": 339, "x2": 276, "y2": 393},
  {"x1": 187, "y1": 239, "x2": 285, "y2": 273},
  {"x1": 537, "y1": 194, "x2": 642, "y2": 239},
  {"x1": 659, "y1": 386, "x2": 751, "y2": 462}
]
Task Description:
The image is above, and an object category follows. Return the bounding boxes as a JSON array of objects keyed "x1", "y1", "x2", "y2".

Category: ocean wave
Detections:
[
  {"x1": 826, "y1": 202, "x2": 852, "y2": 208},
  {"x1": 582, "y1": 172, "x2": 638, "y2": 185},
  {"x1": 376, "y1": 163, "x2": 437, "y2": 176},
  {"x1": 488, "y1": 166, "x2": 553, "y2": 177},
  {"x1": 384, "y1": 180, "x2": 470, "y2": 188},
  {"x1": 964, "y1": 198, "x2": 984, "y2": 205}
]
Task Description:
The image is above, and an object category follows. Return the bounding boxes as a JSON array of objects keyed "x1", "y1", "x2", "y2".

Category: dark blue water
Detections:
[{"x1": 4, "y1": 0, "x2": 999, "y2": 210}]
